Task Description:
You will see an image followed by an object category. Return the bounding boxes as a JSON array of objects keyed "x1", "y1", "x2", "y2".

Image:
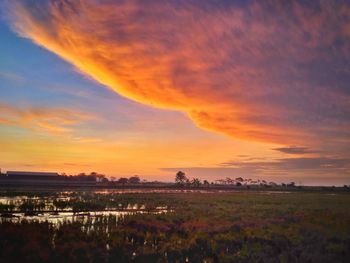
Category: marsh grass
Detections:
[{"x1": 0, "y1": 191, "x2": 349, "y2": 262}]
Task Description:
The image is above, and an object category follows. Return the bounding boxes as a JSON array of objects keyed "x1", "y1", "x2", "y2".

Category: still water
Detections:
[{"x1": 0, "y1": 192, "x2": 169, "y2": 226}]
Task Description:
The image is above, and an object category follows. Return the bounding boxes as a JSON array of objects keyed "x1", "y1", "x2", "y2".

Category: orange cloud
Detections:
[
  {"x1": 4, "y1": 0, "x2": 350, "y2": 144},
  {"x1": 0, "y1": 102, "x2": 92, "y2": 135}
]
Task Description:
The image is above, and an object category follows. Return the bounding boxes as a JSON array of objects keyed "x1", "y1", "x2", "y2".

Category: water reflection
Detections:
[
  {"x1": 1, "y1": 208, "x2": 168, "y2": 226},
  {"x1": 0, "y1": 192, "x2": 170, "y2": 226}
]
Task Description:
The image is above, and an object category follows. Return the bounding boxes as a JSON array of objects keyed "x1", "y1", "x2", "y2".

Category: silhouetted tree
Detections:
[
  {"x1": 101, "y1": 177, "x2": 109, "y2": 183},
  {"x1": 117, "y1": 177, "x2": 128, "y2": 184},
  {"x1": 269, "y1": 182, "x2": 277, "y2": 187},
  {"x1": 93, "y1": 172, "x2": 106, "y2": 182},
  {"x1": 191, "y1": 178, "x2": 201, "y2": 187},
  {"x1": 129, "y1": 176, "x2": 141, "y2": 184},
  {"x1": 175, "y1": 171, "x2": 187, "y2": 185},
  {"x1": 287, "y1": 182, "x2": 295, "y2": 187},
  {"x1": 235, "y1": 177, "x2": 244, "y2": 184},
  {"x1": 225, "y1": 177, "x2": 234, "y2": 184}
]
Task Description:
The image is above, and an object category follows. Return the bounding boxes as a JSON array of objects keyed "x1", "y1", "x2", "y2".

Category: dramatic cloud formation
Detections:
[
  {"x1": 3, "y1": 0, "x2": 350, "y2": 145},
  {"x1": 0, "y1": 102, "x2": 92, "y2": 134}
]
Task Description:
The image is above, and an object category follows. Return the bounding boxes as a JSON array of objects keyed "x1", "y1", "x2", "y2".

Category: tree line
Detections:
[{"x1": 175, "y1": 171, "x2": 298, "y2": 188}]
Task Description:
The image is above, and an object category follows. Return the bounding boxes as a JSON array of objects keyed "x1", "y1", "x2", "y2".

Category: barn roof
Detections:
[{"x1": 6, "y1": 171, "x2": 59, "y2": 177}]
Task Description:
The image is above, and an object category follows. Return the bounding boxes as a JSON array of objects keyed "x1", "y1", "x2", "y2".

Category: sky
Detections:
[{"x1": 0, "y1": 0, "x2": 349, "y2": 185}]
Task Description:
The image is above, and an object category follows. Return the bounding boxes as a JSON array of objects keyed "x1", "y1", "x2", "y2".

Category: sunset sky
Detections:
[{"x1": 0, "y1": 0, "x2": 349, "y2": 185}]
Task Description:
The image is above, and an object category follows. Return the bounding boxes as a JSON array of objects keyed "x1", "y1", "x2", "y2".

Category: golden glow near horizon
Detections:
[{"x1": 1, "y1": 0, "x2": 349, "y2": 185}]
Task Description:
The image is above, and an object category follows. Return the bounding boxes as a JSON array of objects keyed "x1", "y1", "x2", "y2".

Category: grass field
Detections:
[{"x1": 0, "y1": 190, "x2": 350, "y2": 262}]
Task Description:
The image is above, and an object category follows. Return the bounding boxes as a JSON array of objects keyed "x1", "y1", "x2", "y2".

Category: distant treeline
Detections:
[
  {"x1": 2, "y1": 170, "x2": 347, "y2": 188},
  {"x1": 61, "y1": 173, "x2": 143, "y2": 184}
]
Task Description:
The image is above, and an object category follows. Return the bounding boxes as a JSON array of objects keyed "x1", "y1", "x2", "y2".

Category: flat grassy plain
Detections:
[{"x1": 0, "y1": 190, "x2": 350, "y2": 262}]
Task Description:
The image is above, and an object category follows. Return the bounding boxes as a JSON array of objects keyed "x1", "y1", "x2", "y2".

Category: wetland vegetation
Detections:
[{"x1": 0, "y1": 190, "x2": 349, "y2": 262}]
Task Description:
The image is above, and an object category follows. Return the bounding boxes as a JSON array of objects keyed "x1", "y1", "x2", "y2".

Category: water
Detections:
[
  {"x1": 0, "y1": 192, "x2": 169, "y2": 226},
  {"x1": 0, "y1": 209, "x2": 168, "y2": 225}
]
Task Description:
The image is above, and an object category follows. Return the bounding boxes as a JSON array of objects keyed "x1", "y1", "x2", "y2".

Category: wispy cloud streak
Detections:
[
  {"x1": 272, "y1": 146, "x2": 313, "y2": 155},
  {"x1": 0, "y1": 102, "x2": 92, "y2": 135}
]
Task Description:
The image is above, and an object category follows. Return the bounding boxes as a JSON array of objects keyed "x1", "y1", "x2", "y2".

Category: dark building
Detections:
[
  {"x1": 0, "y1": 171, "x2": 96, "y2": 187},
  {"x1": 6, "y1": 171, "x2": 60, "y2": 179}
]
